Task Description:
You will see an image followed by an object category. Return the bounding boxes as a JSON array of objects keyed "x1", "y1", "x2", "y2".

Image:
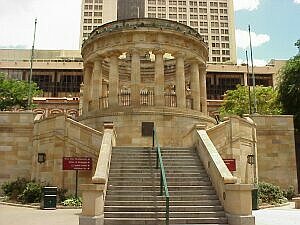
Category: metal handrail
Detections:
[{"x1": 152, "y1": 128, "x2": 170, "y2": 225}]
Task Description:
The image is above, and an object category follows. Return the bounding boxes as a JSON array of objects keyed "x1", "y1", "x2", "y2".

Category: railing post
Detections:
[
  {"x1": 166, "y1": 196, "x2": 170, "y2": 225},
  {"x1": 152, "y1": 129, "x2": 155, "y2": 148},
  {"x1": 160, "y1": 170, "x2": 163, "y2": 196}
]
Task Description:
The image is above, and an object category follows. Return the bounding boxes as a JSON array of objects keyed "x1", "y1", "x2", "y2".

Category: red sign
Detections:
[
  {"x1": 63, "y1": 157, "x2": 92, "y2": 171},
  {"x1": 223, "y1": 159, "x2": 236, "y2": 172}
]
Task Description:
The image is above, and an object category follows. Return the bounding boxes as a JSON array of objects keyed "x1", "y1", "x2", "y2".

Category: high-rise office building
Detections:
[{"x1": 80, "y1": 0, "x2": 237, "y2": 63}]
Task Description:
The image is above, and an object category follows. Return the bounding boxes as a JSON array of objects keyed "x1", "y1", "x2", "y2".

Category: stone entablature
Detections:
[{"x1": 81, "y1": 18, "x2": 209, "y2": 115}]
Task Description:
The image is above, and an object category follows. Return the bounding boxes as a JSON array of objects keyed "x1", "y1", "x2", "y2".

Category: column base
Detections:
[
  {"x1": 227, "y1": 214, "x2": 255, "y2": 225},
  {"x1": 79, "y1": 215, "x2": 104, "y2": 225}
]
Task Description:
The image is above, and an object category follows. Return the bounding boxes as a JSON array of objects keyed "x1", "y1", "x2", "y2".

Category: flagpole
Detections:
[
  {"x1": 28, "y1": 18, "x2": 37, "y2": 109},
  {"x1": 246, "y1": 50, "x2": 252, "y2": 114},
  {"x1": 248, "y1": 25, "x2": 257, "y2": 114}
]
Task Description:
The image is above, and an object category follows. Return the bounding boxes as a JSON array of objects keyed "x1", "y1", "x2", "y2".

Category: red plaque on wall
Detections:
[
  {"x1": 223, "y1": 159, "x2": 236, "y2": 172},
  {"x1": 63, "y1": 157, "x2": 92, "y2": 171}
]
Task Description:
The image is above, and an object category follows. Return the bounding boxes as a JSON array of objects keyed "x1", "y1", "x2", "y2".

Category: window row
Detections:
[
  {"x1": 84, "y1": 5, "x2": 103, "y2": 10},
  {"x1": 85, "y1": 0, "x2": 102, "y2": 3}
]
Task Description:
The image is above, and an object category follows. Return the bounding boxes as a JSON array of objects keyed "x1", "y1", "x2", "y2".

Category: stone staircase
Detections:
[{"x1": 104, "y1": 147, "x2": 228, "y2": 225}]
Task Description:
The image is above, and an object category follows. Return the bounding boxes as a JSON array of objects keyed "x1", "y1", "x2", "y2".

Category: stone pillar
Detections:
[
  {"x1": 91, "y1": 58, "x2": 103, "y2": 110},
  {"x1": 131, "y1": 49, "x2": 141, "y2": 106},
  {"x1": 243, "y1": 72, "x2": 248, "y2": 86},
  {"x1": 175, "y1": 53, "x2": 186, "y2": 108},
  {"x1": 190, "y1": 60, "x2": 201, "y2": 111},
  {"x1": 82, "y1": 64, "x2": 93, "y2": 114},
  {"x1": 153, "y1": 49, "x2": 165, "y2": 106},
  {"x1": 199, "y1": 66, "x2": 208, "y2": 115},
  {"x1": 108, "y1": 52, "x2": 120, "y2": 108},
  {"x1": 102, "y1": 82, "x2": 108, "y2": 108},
  {"x1": 79, "y1": 184, "x2": 105, "y2": 225}
]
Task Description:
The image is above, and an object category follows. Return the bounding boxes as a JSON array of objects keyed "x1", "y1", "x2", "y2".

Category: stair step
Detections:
[
  {"x1": 109, "y1": 172, "x2": 207, "y2": 177},
  {"x1": 106, "y1": 190, "x2": 216, "y2": 196},
  {"x1": 107, "y1": 181, "x2": 212, "y2": 186},
  {"x1": 107, "y1": 185, "x2": 214, "y2": 191},
  {"x1": 105, "y1": 211, "x2": 226, "y2": 218},
  {"x1": 105, "y1": 200, "x2": 221, "y2": 206},
  {"x1": 105, "y1": 205, "x2": 224, "y2": 212},
  {"x1": 108, "y1": 177, "x2": 210, "y2": 183},
  {"x1": 104, "y1": 217, "x2": 228, "y2": 225},
  {"x1": 104, "y1": 218, "x2": 228, "y2": 225},
  {"x1": 105, "y1": 195, "x2": 219, "y2": 201},
  {"x1": 109, "y1": 168, "x2": 205, "y2": 173}
]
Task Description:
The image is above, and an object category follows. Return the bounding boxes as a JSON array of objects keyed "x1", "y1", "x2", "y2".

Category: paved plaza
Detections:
[
  {"x1": 253, "y1": 202, "x2": 300, "y2": 225},
  {"x1": 0, "y1": 202, "x2": 299, "y2": 225},
  {"x1": 0, "y1": 204, "x2": 81, "y2": 225}
]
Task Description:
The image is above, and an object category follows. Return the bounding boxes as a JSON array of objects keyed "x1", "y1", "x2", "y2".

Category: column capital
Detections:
[
  {"x1": 83, "y1": 61, "x2": 94, "y2": 69},
  {"x1": 152, "y1": 49, "x2": 165, "y2": 56},
  {"x1": 107, "y1": 50, "x2": 122, "y2": 58},
  {"x1": 173, "y1": 52, "x2": 186, "y2": 59},
  {"x1": 91, "y1": 55, "x2": 104, "y2": 63},
  {"x1": 129, "y1": 48, "x2": 145, "y2": 55}
]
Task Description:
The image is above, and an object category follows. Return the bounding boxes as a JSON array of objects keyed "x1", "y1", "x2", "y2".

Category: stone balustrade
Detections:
[{"x1": 194, "y1": 125, "x2": 255, "y2": 225}]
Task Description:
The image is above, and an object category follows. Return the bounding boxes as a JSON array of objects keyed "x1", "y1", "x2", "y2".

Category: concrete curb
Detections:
[
  {"x1": 259, "y1": 202, "x2": 290, "y2": 209},
  {"x1": 0, "y1": 201, "x2": 82, "y2": 210}
]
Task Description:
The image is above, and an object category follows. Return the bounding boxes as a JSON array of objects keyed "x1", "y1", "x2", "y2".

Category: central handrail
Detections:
[{"x1": 152, "y1": 128, "x2": 170, "y2": 225}]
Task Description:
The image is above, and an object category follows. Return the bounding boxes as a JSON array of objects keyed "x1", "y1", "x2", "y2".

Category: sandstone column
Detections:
[
  {"x1": 153, "y1": 49, "x2": 165, "y2": 106},
  {"x1": 199, "y1": 66, "x2": 208, "y2": 115},
  {"x1": 91, "y1": 58, "x2": 103, "y2": 110},
  {"x1": 108, "y1": 52, "x2": 120, "y2": 108},
  {"x1": 175, "y1": 53, "x2": 186, "y2": 108},
  {"x1": 102, "y1": 82, "x2": 108, "y2": 108},
  {"x1": 82, "y1": 64, "x2": 93, "y2": 114},
  {"x1": 190, "y1": 60, "x2": 201, "y2": 111},
  {"x1": 130, "y1": 49, "x2": 141, "y2": 106}
]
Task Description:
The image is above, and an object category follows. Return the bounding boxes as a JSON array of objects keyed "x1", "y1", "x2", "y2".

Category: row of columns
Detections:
[{"x1": 82, "y1": 50, "x2": 207, "y2": 115}]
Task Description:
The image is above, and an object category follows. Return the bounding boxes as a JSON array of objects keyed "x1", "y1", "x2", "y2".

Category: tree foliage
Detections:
[
  {"x1": 220, "y1": 85, "x2": 282, "y2": 117},
  {"x1": 0, "y1": 72, "x2": 41, "y2": 111},
  {"x1": 277, "y1": 43, "x2": 300, "y2": 130}
]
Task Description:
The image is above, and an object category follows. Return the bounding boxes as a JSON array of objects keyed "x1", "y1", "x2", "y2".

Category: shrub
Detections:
[
  {"x1": 1, "y1": 178, "x2": 29, "y2": 201},
  {"x1": 57, "y1": 188, "x2": 68, "y2": 203},
  {"x1": 62, "y1": 197, "x2": 82, "y2": 207},
  {"x1": 283, "y1": 186, "x2": 296, "y2": 200},
  {"x1": 258, "y1": 182, "x2": 287, "y2": 205},
  {"x1": 20, "y1": 182, "x2": 42, "y2": 203}
]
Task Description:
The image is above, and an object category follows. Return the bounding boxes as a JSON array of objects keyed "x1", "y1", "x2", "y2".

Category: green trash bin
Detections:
[
  {"x1": 41, "y1": 187, "x2": 57, "y2": 209},
  {"x1": 252, "y1": 187, "x2": 259, "y2": 210}
]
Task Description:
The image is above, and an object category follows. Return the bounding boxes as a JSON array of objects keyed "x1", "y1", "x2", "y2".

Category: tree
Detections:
[
  {"x1": 0, "y1": 72, "x2": 41, "y2": 111},
  {"x1": 277, "y1": 41, "x2": 300, "y2": 130},
  {"x1": 220, "y1": 85, "x2": 282, "y2": 117}
]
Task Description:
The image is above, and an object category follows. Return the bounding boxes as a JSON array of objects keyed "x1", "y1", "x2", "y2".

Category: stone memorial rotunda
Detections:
[{"x1": 79, "y1": 18, "x2": 215, "y2": 147}]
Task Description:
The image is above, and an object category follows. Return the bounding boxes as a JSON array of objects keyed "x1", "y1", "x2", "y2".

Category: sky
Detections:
[{"x1": 0, "y1": 0, "x2": 299, "y2": 66}]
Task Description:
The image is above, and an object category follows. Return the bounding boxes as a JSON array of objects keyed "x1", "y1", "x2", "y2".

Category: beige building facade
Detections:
[
  {"x1": 0, "y1": 49, "x2": 283, "y2": 117},
  {"x1": 80, "y1": 0, "x2": 237, "y2": 63}
]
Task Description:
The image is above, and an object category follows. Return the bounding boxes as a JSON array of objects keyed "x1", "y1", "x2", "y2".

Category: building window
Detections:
[
  {"x1": 169, "y1": 7, "x2": 177, "y2": 12},
  {"x1": 148, "y1": 13, "x2": 156, "y2": 18},
  {"x1": 210, "y1": 9, "x2": 218, "y2": 14},
  {"x1": 148, "y1": 6, "x2": 156, "y2": 11},
  {"x1": 169, "y1": 14, "x2": 177, "y2": 19},
  {"x1": 148, "y1": 0, "x2": 156, "y2": 4}
]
